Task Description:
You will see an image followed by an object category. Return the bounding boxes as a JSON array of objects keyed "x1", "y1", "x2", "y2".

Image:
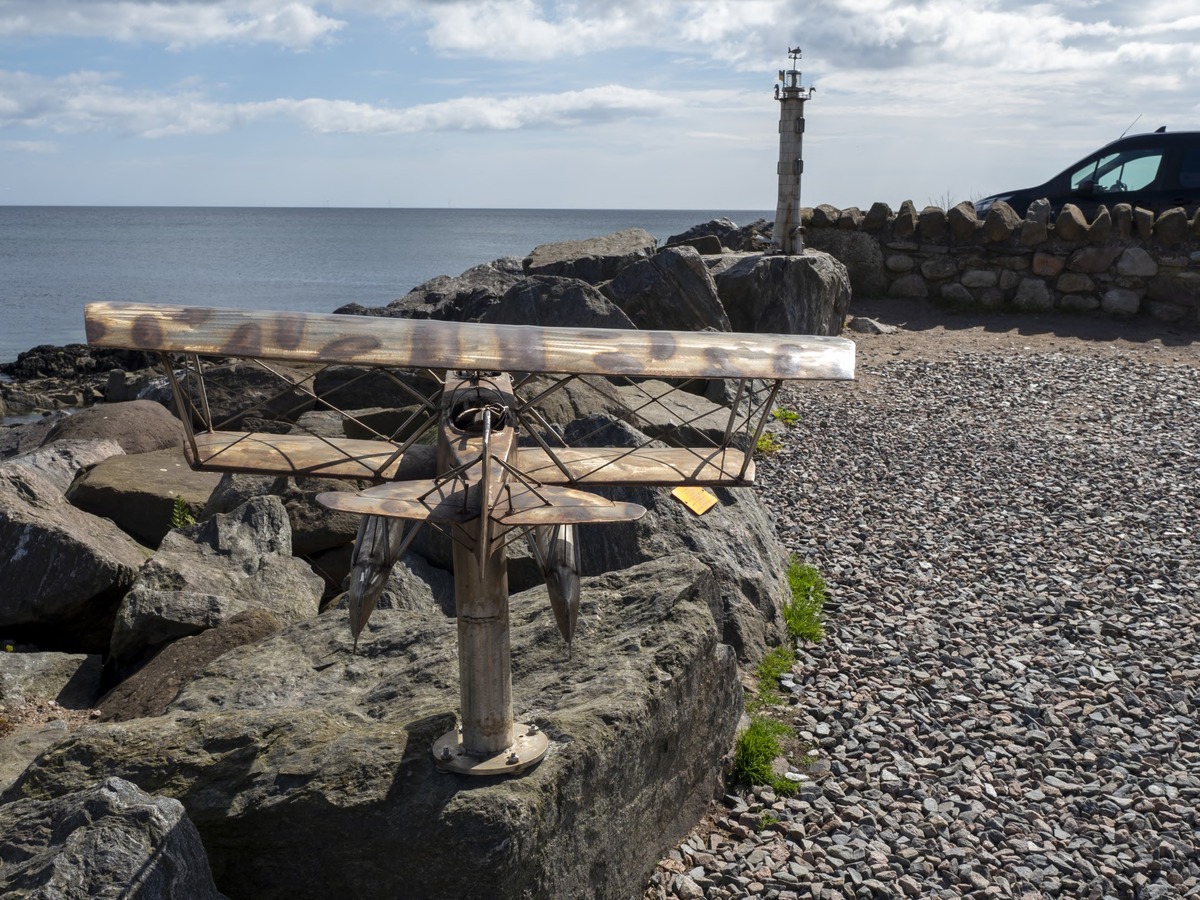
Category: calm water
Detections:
[{"x1": 0, "y1": 206, "x2": 769, "y2": 363}]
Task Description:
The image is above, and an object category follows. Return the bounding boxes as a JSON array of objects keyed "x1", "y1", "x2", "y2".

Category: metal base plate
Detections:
[{"x1": 433, "y1": 724, "x2": 549, "y2": 776}]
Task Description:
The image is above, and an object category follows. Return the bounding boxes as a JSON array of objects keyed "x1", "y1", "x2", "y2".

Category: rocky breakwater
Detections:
[{"x1": 1, "y1": 222, "x2": 849, "y2": 897}]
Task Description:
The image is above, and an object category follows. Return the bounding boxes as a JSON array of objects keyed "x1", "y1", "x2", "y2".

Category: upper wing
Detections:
[{"x1": 84, "y1": 302, "x2": 855, "y2": 381}]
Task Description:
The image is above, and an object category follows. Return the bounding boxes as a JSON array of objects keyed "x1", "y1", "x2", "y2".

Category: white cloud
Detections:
[
  {"x1": 0, "y1": 139, "x2": 58, "y2": 153},
  {"x1": 0, "y1": 69, "x2": 672, "y2": 136},
  {"x1": 0, "y1": 1, "x2": 344, "y2": 49}
]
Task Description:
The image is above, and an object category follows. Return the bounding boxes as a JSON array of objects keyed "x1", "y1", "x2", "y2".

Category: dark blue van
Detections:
[{"x1": 975, "y1": 129, "x2": 1200, "y2": 217}]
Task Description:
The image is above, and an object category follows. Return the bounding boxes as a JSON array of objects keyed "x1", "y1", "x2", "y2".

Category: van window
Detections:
[
  {"x1": 1071, "y1": 149, "x2": 1164, "y2": 193},
  {"x1": 1180, "y1": 148, "x2": 1200, "y2": 189}
]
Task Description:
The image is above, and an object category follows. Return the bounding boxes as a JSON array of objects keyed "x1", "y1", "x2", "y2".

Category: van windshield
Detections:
[{"x1": 1071, "y1": 149, "x2": 1164, "y2": 193}]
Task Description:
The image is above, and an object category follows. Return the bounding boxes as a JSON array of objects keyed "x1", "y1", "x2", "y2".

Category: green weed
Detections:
[
  {"x1": 757, "y1": 811, "x2": 781, "y2": 832},
  {"x1": 755, "y1": 433, "x2": 783, "y2": 455},
  {"x1": 771, "y1": 407, "x2": 800, "y2": 428},
  {"x1": 732, "y1": 717, "x2": 798, "y2": 795},
  {"x1": 784, "y1": 558, "x2": 827, "y2": 643},
  {"x1": 746, "y1": 644, "x2": 796, "y2": 713},
  {"x1": 170, "y1": 494, "x2": 197, "y2": 530}
]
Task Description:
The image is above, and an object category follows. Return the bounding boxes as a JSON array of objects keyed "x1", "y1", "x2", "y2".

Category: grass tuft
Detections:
[
  {"x1": 732, "y1": 716, "x2": 798, "y2": 795},
  {"x1": 784, "y1": 558, "x2": 827, "y2": 643},
  {"x1": 755, "y1": 433, "x2": 783, "y2": 455},
  {"x1": 771, "y1": 407, "x2": 800, "y2": 428}
]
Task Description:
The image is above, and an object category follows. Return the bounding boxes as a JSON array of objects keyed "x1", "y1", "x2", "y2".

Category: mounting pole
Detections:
[
  {"x1": 773, "y1": 47, "x2": 815, "y2": 255},
  {"x1": 431, "y1": 374, "x2": 549, "y2": 775}
]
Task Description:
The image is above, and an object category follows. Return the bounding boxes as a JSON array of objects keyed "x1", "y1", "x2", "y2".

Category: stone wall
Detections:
[{"x1": 801, "y1": 199, "x2": 1200, "y2": 326}]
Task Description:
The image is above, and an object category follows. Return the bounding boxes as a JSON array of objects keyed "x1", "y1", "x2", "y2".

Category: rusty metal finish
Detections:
[
  {"x1": 516, "y1": 446, "x2": 754, "y2": 486},
  {"x1": 317, "y1": 481, "x2": 479, "y2": 523},
  {"x1": 84, "y1": 300, "x2": 857, "y2": 777},
  {"x1": 318, "y1": 481, "x2": 644, "y2": 526},
  {"x1": 186, "y1": 431, "x2": 437, "y2": 481},
  {"x1": 85, "y1": 302, "x2": 856, "y2": 380}
]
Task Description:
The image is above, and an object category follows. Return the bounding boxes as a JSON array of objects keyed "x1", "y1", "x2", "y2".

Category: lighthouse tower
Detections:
[{"x1": 773, "y1": 48, "x2": 815, "y2": 255}]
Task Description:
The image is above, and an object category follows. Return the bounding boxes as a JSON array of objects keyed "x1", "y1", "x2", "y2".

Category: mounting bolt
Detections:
[
  {"x1": 507, "y1": 752, "x2": 520, "y2": 765},
  {"x1": 527, "y1": 724, "x2": 540, "y2": 736},
  {"x1": 440, "y1": 747, "x2": 454, "y2": 761}
]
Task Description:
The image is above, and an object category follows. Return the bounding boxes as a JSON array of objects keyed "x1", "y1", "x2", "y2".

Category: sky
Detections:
[{"x1": 1, "y1": 0, "x2": 1198, "y2": 210}]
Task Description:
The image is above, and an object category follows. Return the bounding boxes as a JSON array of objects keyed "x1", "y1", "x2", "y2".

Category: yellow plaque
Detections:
[{"x1": 672, "y1": 486, "x2": 718, "y2": 516}]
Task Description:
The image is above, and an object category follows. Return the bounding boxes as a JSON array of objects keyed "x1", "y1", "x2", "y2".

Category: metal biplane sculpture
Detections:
[{"x1": 85, "y1": 302, "x2": 855, "y2": 775}]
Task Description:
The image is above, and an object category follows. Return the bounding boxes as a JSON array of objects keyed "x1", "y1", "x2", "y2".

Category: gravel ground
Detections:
[{"x1": 646, "y1": 305, "x2": 1200, "y2": 900}]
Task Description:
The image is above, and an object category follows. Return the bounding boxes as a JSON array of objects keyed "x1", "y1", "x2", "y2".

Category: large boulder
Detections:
[
  {"x1": 665, "y1": 217, "x2": 771, "y2": 252},
  {"x1": 343, "y1": 257, "x2": 526, "y2": 322},
  {"x1": 65, "y1": 446, "x2": 223, "y2": 548},
  {"x1": 0, "y1": 776, "x2": 226, "y2": 899},
  {"x1": 803, "y1": 228, "x2": 887, "y2": 298},
  {"x1": 1, "y1": 438, "x2": 124, "y2": 494},
  {"x1": 107, "y1": 496, "x2": 324, "y2": 671},
  {"x1": 524, "y1": 228, "x2": 657, "y2": 284},
  {"x1": 0, "y1": 467, "x2": 147, "y2": 652},
  {"x1": 712, "y1": 251, "x2": 851, "y2": 336},
  {"x1": 564, "y1": 417, "x2": 789, "y2": 662},
  {"x1": 601, "y1": 246, "x2": 731, "y2": 332},
  {"x1": 142, "y1": 361, "x2": 315, "y2": 432},
  {"x1": 481, "y1": 276, "x2": 635, "y2": 329},
  {"x1": 312, "y1": 366, "x2": 440, "y2": 412},
  {"x1": 43, "y1": 399, "x2": 184, "y2": 455},
  {"x1": 7, "y1": 554, "x2": 739, "y2": 900},
  {"x1": 98, "y1": 609, "x2": 283, "y2": 722},
  {"x1": 0, "y1": 652, "x2": 102, "y2": 709},
  {"x1": 0, "y1": 412, "x2": 71, "y2": 461},
  {"x1": 202, "y1": 473, "x2": 364, "y2": 557}
]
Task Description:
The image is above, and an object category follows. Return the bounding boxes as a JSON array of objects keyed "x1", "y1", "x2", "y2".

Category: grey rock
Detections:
[
  {"x1": 482, "y1": 275, "x2": 636, "y2": 329},
  {"x1": 1055, "y1": 204, "x2": 1089, "y2": 241},
  {"x1": 311, "y1": 366, "x2": 440, "y2": 412},
  {"x1": 1012, "y1": 278, "x2": 1054, "y2": 311},
  {"x1": 0, "y1": 720, "x2": 73, "y2": 796},
  {"x1": 524, "y1": 228, "x2": 657, "y2": 284},
  {"x1": 0, "y1": 466, "x2": 147, "y2": 652},
  {"x1": 603, "y1": 246, "x2": 731, "y2": 332},
  {"x1": 887, "y1": 273, "x2": 929, "y2": 299},
  {"x1": 365, "y1": 257, "x2": 525, "y2": 321},
  {"x1": 567, "y1": 422, "x2": 789, "y2": 662},
  {"x1": 42, "y1": 399, "x2": 184, "y2": 455},
  {"x1": 142, "y1": 361, "x2": 315, "y2": 432},
  {"x1": 848, "y1": 317, "x2": 898, "y2": 335},
  {"x1": 713, "y1": 252, "x2": 850, "y2": 336},
  {"x1": 11, "y1": 555, "x2": 741, "y2": 900},
  {"x1": 0, "y1": 776, "x2": 226, "y2": 899},
  {"x1": 946, "y1": 202, "x2": 978, "y2": 241},
  {"x1": 982, "y1": 202, "x2": 1021, "y2": 242},
  {"x1": 1117, "y1": 247, "x2": 1158, "y2": 277},
  {"x1": 203, "y1": 473, "x2": 363, "y2": 557},
  {"x1": 0, "y1": 652, "x2": 101, "y2": 708},
  {"x1": 1101, "y1": 288, "x2": 1141, "y2": 315},
  {"x1": 98, "y1": 609, "x2": 282, "y2": 722},
  {"x1": 804, "y1": 229, "x2": 887, "y2": 298},
  {"x1": 1, "y1": 438, "x2": 124, "y2": 494},
  {"x1": 65, "y1": 446, "x2": 223, "y2": 548},
  {"x1": 108, "y1": 496, "x2": 323, "y2": 669},
  {"x1": 666, "y1": 218, "x2": 769, "y2": 252},
  {"x1": 1153, "y1": 207, "x2": 1191, "y2": 244}
]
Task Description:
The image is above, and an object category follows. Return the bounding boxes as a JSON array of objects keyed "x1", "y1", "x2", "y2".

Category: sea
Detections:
[{"x1": 0, "y1": 206, "x2": 770, "y2": 364}]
